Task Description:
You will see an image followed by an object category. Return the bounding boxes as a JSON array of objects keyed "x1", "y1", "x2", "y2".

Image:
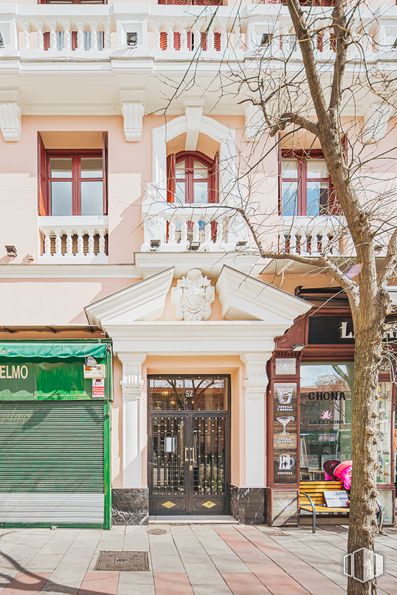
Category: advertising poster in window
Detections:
[{"x1": 273, "y1": 383, "x2": 298, "y2": 483}]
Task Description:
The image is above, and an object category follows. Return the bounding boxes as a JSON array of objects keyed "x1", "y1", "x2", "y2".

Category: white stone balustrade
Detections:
[
  {"x1": 18, "y1": 19, "x2": 112, "y2": 52},
  {"x1": 39, "y1": 216, "x2": 108, "y2": 263},
  {"x1": 279, "y1": 216, "x2": 346, "y2": 257},
  {"x1": 142, "y1": 204, "x2": 250, "y2": 253},
  {"x1": 0, "y1": 5, "x2": 391, "y2": 59}
]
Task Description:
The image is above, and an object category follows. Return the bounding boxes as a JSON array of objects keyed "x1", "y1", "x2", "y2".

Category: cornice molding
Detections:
[
  {"x1": 216, "y1": 265, "x2": 311, "y2": 322},
  {"x1": 135, "y1": 252, "x2": 265, "y2": 278},
  {"x1": 105, "y1": 321, "x2": 281, "y2": 355},
  {"x1": 85, "y1": 267, "x2": 174, "y2": 325},
  {"x1": 0, "y1": 264, "x2": 138, "y2": 279}
]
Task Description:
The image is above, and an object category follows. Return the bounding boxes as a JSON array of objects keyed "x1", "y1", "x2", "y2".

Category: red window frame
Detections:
[
  {"x1": 158, "y1": 1, "x2": 222, "y2": 5},
  {"x1": 280, "y1": 150, "x2": 334, "y2": 216},
  {"x1": 171, "y1": 151, "x2": 218, "y2": 204},
  {"x1": 46, "y1": 150, "x2": 106, "y2": 216},
  {"x1": 279, "y1": 1, "x2": 335, "y2": 5},
  {"x1": 39, "y1": 1, "x2": 107, "y2": 4}
]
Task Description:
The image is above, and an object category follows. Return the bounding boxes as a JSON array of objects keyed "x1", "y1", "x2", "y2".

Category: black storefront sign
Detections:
[
  {"x1": 308, "y1": 316, "x2": 355, "y2": 344},
  {"x1": 309, "y1": 316, "x2": 397, "y2": 345}
]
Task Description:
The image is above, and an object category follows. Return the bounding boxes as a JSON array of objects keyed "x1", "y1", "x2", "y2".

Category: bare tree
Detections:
[{"x1": 152, "y1": 2, "x2": 397, "y2": 593}]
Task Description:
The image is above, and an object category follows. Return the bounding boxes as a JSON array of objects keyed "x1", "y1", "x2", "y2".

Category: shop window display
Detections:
[
  {"x1": 300, "y1": 363, "x2": 353, "y2": 481},
  {"x1": 300, "y1": 364, "x2": 392, "y2": 485}
]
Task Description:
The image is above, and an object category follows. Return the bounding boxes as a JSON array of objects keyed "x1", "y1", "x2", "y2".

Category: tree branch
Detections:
[
  {"x1": 329, "y1": 1, "x2": 349, "y2": 111},
  {"x1": 286, "y1": 0, "x2": 328, "y2": 124},
  {"x1": 268, "y1": 111, "x2": 319, "y2": 137}
]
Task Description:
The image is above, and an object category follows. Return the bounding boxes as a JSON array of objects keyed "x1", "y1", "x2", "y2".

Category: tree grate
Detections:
[{"x1": 95, "y1": 551, "x2": 149, "y2": 571}]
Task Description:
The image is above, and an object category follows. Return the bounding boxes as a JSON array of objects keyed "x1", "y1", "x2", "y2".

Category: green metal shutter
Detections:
[{"x1": 0, "y1": 401, "x2": 106, "y2": 527}]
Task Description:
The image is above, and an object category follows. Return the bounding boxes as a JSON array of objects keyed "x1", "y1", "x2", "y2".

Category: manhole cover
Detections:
[
  {"x1": 95, "y1": 551, "x2": 149, "y2": 571},
  {"x1": 147, "y1": 528, "x2": 168, "y2": 535}
]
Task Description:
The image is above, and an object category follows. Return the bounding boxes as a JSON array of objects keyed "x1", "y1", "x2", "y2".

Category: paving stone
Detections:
[
  {"x1": 222, "y1": 572, "x2": 271, "y2": 594},
  {"x1": 154, "y1": 572, "x2": 193, "y2": 595},
  {"x1": 193, "y1": 585, "x2": 232, "y2": 595}
]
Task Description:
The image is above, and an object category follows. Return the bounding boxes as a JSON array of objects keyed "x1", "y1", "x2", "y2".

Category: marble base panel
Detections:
[
  {"x1": 112, "y1": 489, "x2": 149, "y2": 526},
  {"x1": 230, "y1": 486, "x2": 266, "y2": 524},
  {"x1": 266, "y1": 488, "x2": 298, "y2": 526}
]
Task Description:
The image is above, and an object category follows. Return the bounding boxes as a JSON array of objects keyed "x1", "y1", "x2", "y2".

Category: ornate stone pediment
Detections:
[{"x1": 171, "y1": 269, "x2": 215, "y2": 321}]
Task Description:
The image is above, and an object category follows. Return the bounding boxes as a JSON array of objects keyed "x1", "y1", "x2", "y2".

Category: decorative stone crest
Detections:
[{"x1": 172, "y1": 269, "x2": 215, "y2": 321}]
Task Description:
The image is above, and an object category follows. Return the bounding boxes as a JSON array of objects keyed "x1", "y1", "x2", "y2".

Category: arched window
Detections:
[{"x1": 167, "y1": 151, "x2": 219, "y2": 204}]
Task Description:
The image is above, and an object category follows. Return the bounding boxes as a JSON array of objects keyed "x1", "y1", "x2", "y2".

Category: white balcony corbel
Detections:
[
  {"x1": 0, "y1": 102, "x2": 21, "y2": 142},
  {"x1": 121, "y1": 101, "x2": 145, "y2": 142}
]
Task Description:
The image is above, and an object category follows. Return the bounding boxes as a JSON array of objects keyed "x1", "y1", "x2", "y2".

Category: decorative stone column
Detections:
[
  {"x1": 112, "y1": 352, "x2": 149, "y2": 525},
  {"x1": 230, "y1": 353, "x2": 270, "y2": 524}
]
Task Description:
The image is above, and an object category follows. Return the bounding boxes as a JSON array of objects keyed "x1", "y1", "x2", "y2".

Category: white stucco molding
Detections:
[
  {"x1": 241, "y1": 353, "x2": 269, "y2": 398},
  {"x1": 216, "y1": 265, "x2": 311, "y2": 323},
  {"x1": 118, "y1": 352, "x2": 146, "y2": 400},
  {"x1": 85, "y1": 267, "x2": 174, "y2": 325},
  {"x1": 104, "y1": 322, "x2": 287, "y2": 356},
  {"x1": 150, "y1": 110, "x2": 237, "y2": 205},
  {"x1": 122, "y1": 101, "x2": 145, "y2": 142},
  {"x1": 85, "y1": 266, "x2": 311, "y2": 354},
  {"x1": 0, "y1": 102, "x2": 21, "y2": 142}
]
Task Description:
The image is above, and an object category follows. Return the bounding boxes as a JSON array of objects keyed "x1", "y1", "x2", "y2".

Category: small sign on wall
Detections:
[
  {"x1": 84, "y1": 363, "x2": 106, "y2": 379},
  {"x1": 275, "y1": 358, "x2": 296, "y2": 376},
  {"x1": 92, "y1": 378, "x2": 105, "y2": 399}
]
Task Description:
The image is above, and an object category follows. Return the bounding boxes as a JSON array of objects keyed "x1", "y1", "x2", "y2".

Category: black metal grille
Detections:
[
  {"x1": 193, "y1": 416, "x2": 226, "y2": 496},
  {"x1": 151, "y1": 416, "x2": 185, "y2": 496}
]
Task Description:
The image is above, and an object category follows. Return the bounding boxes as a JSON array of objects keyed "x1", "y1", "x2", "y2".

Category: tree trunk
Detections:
[{"x1": 347, "y1": 313, "x2": 384, "y2": 595}]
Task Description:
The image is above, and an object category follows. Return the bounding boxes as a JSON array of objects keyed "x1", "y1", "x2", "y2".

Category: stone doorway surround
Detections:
[{"x1": 85, "y1": 265, "x2": 311, "y2": 524}]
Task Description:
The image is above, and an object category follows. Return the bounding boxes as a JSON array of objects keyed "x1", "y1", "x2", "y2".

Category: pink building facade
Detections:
[{"x1": 0, "y1": 0, "x2": 396, "y2": 528}]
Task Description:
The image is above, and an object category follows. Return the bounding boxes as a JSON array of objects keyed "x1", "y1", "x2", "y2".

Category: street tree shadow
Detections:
[{"x1": 0, "y1": 550, "x2": 114, "y2": 594}]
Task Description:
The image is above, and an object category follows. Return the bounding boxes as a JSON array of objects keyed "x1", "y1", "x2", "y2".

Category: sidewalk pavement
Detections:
[{"x1": 0, "y1": 523, "x2": 396, "y2": 594}]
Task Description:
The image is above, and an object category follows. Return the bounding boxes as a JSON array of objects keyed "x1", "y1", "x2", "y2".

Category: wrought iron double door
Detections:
[{"x1": 149, "y1": 411, "x2": 229, "y2": 515}]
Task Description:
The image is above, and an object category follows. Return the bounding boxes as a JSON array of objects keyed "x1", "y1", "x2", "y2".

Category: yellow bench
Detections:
[{"x1": 299, "y1": 480, "x2": 349, "y2": 533}]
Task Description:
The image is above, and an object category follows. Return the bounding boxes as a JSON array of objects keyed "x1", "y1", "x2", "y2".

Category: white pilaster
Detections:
[
  {"x1": 118, "y1": 352, "x2": 147, "y2": 488},
  {"x1": 121, "y1": 101, "x2": 144, "y2": 142},
  {"x1": 0, "y1": 102, "x2": 21, "y2": 142},
  {"x1": 241, "y1": 353, "x2": 270, "y2": 487}
]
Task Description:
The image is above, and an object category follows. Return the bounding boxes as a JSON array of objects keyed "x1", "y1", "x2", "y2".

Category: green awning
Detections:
[{"x1": 0, "y1": 342, "x2": 109, "y2": 361}]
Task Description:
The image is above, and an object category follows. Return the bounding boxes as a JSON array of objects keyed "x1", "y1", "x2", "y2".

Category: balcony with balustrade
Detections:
[
  {"x1": 278, "y1": 215, "x2": 347, "y2": 257},
  {"x1": 0, "y1": 3, "x2": 394, "y2": 65},
  {"x1": 39, "y1": 215, "x2": 108, "y2": 263},
  {"x1": 141, "y1": 203, "x2": 251, "y2": 253}
]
